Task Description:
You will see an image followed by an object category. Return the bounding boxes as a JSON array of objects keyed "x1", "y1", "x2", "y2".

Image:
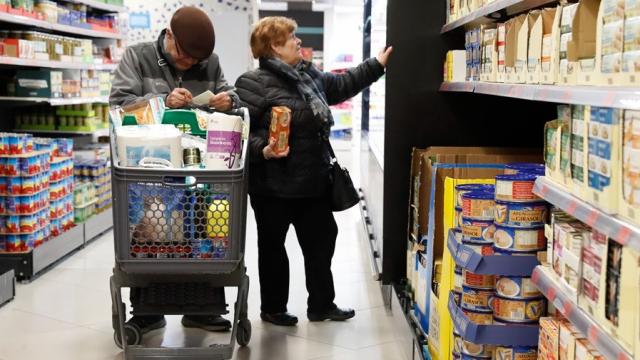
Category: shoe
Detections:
[
  {"x1": 260, "y1": 312, "x2": 298, "y2": 326},
  {"x1": 126, "y1": 315, "x2": 167, "y2": 334},
  {"x1": 181, "y1": 315, "x2": 232, "y2": 332},
  {"x1": 308, "y1": 307, "x2": 356, "y2": 322}
]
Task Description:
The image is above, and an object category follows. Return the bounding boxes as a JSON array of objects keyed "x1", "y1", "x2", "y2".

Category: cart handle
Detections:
[{"x1": 161, "y1": 176, "x2": 199, "y2": 188}]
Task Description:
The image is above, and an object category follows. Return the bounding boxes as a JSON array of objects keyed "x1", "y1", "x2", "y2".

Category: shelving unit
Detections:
[
  {"x1": 14, "y1": 128, "x2": 109, "y2": 137},
  {"x1": 532, "y1": 266, "x2": 633, "y2": 360},
  {"x1": 0, "y1": 96, "x2": 109, "y2": 106},
  {"x1": 0, "y1": 267, "x2": 14, "y2": 306},
  {"x1": 66, "y1": 0, "x2": 126, "y2": 13},
  {"x1": 448, "y1": 293, "x2": 539, "y2": 346},
  {"x1": 0, "y1": 11, "x2": 124, "y2": 39},
  {"x1": 441, "y1": 0, "x2": 557, "y2": 33},
  {"x1": 0, "y1": 56, "x2": 118, "y2": 70},
  {"x1": 440, "y1": 81, "x2": 640, "y2": 110},
  {"x1": 533, "y1": 176, "x2": 640, "y2": 253},
  {"x1": 447, "y1": 229, "x2": 539, "y2": 276}
]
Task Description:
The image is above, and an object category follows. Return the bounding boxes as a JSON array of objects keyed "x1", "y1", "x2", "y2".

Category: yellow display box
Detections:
[{"x1": 428, "y1": 177, "x2": 495, "y2": 360}]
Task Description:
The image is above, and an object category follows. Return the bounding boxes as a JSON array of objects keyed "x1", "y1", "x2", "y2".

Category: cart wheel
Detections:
[
  {"x1": 113, "y1": 323, "x2": 142, "y2": 349},
  {"x1": 236, "y1": 319, "x2": 251, "y2": 347}
]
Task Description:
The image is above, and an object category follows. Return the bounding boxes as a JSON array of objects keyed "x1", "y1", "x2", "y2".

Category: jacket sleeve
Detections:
[
  {"x1": 235, "y1": 72, "x2": 268, "y2": 163},
  {"x1": 212, "y1": 58, "x2": 240, "y2": 109},
  {"x1": 109, "y1": 47, "x2": 165, "y2": 107},
  {"x1": 322, "y1": 57, "x2": 385, "y2": 106}
]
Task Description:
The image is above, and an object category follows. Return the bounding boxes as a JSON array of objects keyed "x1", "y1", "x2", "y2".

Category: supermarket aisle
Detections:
[{"x1": 0, "y1": 140, "x2": 409, "y2": 360}]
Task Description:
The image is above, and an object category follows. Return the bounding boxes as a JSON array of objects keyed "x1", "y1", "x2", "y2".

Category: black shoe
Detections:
[
  {"x1": 260, "y1": 312, "x2": 298, "y2": 326},
  {"x1": 181, "y1": 315, "x2": 232, "y2": 332},
  {"x1": 126, "y1": 315, "x2": 167, "y2": 334},
  {"x1": 308, "y1": 307, "x2": 356, "y2": 322}
]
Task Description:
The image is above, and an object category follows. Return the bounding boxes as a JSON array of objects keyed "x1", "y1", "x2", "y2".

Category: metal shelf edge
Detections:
[
  {"x1": 533, "y1": 177, "x2": 640, "y2": 252},
  {"x1": 532, "y1": 266, "x2": 633, "y2": 360}
]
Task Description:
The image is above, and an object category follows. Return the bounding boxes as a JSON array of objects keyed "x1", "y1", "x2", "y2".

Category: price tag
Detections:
[
  {"x1": 617, "y1": 352, "x2": 633, "y2": 360},
  {"x1": 566, "y1": 201, "x2": 578, "y2": 216},
  {"x1": 587, "y1": 325, "x2": 599, "y2": 345},
  {"x1": 562, "y1": 299, "x2": 574, "y2": 317},
  {"x1": 538, "y1": 184, "x2": 549, "y2": 197},
  {"x1": 616, "y1": 226, "x2": 632, "y2": 246},
  {"x1": 586, "y1": 210, "x2": 599, "y2": 227},
  {"x1": 547, "y1": 286, "x2": 558, "y2": 302},
  {"x1": 604, "y1": 92, "x2": 616, "y2": 107}
]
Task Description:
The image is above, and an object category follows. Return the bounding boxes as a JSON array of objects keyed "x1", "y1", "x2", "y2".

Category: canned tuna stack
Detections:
[
  {"x1": 0, "y1": 133, "x2": 51, "y2": 253},
  {"x1": 74, "y1": 159, "x2": 111, "y2": 213},
  {"x1": 451, "y1": 163, "x2": 548, "y2": 360},
  {"x1": 37, "y1": 138, "x2": 75, "y2": 237}
]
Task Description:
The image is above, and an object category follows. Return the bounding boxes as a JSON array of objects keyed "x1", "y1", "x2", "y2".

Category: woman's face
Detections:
[{"x1": 273, "y1": 32, "x2": 302, "y2": 66}]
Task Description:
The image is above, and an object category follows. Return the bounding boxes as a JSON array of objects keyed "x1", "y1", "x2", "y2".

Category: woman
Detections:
[{"x1": 235, "y1": 16, "x2": 391, "y2": 326}]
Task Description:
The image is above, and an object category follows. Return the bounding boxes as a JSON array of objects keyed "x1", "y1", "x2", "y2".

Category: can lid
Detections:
[
  {"x1": 494, "y1": 199, "x2": 547, "y2": 206},
  {"x1": 492, "y1": 247, "x2": 542, "y2": 255},
  {"x1": 493, "y1": 223, "x2": 544, "y2": 230},
  {"x1": 495, "y1": 173, "x2": 539, "y2": 181},
  {"x1": 456, "y1": 184, "x2": 495, "y2": 192},
  {"x1": 505, "y1": 163, "x2": 544, "y2": 173},
  {"x1": 461, "y1": 216, "x2": 494, "y2": 224},
  {"x1": 461, "y1": 191, "x2": 495, "y2": 200}
]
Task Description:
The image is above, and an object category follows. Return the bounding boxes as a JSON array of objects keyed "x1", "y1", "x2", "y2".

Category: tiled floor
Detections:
[{"x1": 0, "y1": 138, "x2": 413, "y2": 360}]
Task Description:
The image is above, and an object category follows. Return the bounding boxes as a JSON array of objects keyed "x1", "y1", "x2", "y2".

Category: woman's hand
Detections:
[
  {"x1": 377, "y1": 46, "x2": 393, "y2": 67},
  {"x1": 263, "y1": 138, "x2": 289, "y2": 160}
]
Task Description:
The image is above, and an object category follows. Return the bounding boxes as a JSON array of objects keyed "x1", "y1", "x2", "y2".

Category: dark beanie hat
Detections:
[{"x1": 170, "y1": 7, "x2": 215, "y2": 60}]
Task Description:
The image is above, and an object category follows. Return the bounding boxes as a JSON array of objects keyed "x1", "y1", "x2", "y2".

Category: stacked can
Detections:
[
  {"x1": 74, "y1": 159, "x2": 111, "y2": 212},
  {"x1": 457, "y1": 185, "x2": 497, "y2": 360},
  {"x1": 50, "y1": 156, "x2": 74, "y2": 237},
  {"x1": 0, "y1": 134, "x2": 52, "y2": 253}
]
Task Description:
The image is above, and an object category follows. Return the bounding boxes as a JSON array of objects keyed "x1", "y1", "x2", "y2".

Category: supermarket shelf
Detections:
[
  {"x1": 439, "y1": 81, "x2": 475, "y2": 92},
  {"x1": 74, "y1": 198, "x2": 97, "y2": 208},
  {"x1": 448, "y1": 292, "x2": 539, "y2": 346},
  {"x1": 533, "y1": 177, "x2": 640, "y2": 253},
  {"x1": 441, "y1": 0, "x2": 557, "y2": 33},
  {"x1": 0, "y1": 96, "x2": 108, "y2": 105},
  {"x1": 67, "y1": 0, "x2": 127, "y2": 13},
  {"x1": 13, "y1": 128, "x2": 106, "y2": 136},
  {"x1": 532, "y1": 266, "x2": 633, "y2": 360},
  {"x1": 440, "y1": 81, "x2": 640, "y2": 110},
  {"x1": 83, "y1": 206, "x2": 111, "y2": 245},
  {"x1": 0, "y1": 56, "x2": 118, "y2": 70},
  {"x1": 447, "y1": 229, "x2": 539, "y2": 276},
  {"x1": 0, "y1": 11, "x2": 124, "y2": 39},
  {"x1": 0, "y1": 149, "x2": 50, "y2": 158},
  {"x1": 0, "y1": 268, "x2": 15, "y2": 306}
]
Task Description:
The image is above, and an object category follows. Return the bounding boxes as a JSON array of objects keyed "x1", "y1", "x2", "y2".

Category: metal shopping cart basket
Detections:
[{"x1": 109, "y1": 108, "x2": 251, "y2": 360}]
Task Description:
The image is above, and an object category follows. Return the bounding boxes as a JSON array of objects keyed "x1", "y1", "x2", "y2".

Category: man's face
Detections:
[{"x1": 165, "y1": 29, "x2": 201, "y2": 71}]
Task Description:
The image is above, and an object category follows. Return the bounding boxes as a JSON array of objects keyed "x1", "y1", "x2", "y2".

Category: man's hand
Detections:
[
  {"x1": 166, "y1": 88, "x2": 193, "y2": 108},
  {"x1": 377, "y1": 46, "x2": 393, "y2": 67},
  {"x1": 263, "y1": 138, "x2": 289, "y2": 160},
  {"x1": 209, "y1": 92, "x2": 233, "y2": 111}
]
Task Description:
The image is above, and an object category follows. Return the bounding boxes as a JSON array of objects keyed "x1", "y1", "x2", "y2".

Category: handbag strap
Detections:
[
  {"x1": 154, "y1": 42, "x2": 178, "y2": 91},
  {"x1": 322, "y1": 135, "x2": 337, "y2": 162}
]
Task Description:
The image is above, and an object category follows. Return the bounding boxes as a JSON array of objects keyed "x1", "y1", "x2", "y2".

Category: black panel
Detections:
[
  {"x1": 380, "y1": 2, "x2": 555, "y2": 284},
  {"x1": 362, "y1": 0, "x2": 372, "y2": 131}
]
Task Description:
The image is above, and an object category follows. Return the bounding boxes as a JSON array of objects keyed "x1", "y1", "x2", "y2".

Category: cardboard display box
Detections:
[
  {"x1": 505, "y1": 14, "x2": 528, "y2": 83},
  {"x1": 540, "y1": 7, "x2": 563, "y2": 84},
  {"x1": 568, "y1": 0, "x2": 600, "y2": 85}
]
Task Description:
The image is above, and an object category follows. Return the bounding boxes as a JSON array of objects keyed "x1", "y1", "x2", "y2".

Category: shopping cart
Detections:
[{"x1": 109, "y1": 108, "x2": 251, "y2": 359}]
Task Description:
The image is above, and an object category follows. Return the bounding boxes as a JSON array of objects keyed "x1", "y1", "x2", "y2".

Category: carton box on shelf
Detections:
[
  {"x1": 505, "y1": 14, "x2": 527, "y2": 83},
  {"x1": 541, "y1": 6, "x2": 563, "y2": 84},
  {"x1": 480, "y1": 27, "x2": 497, "y2": 82},
  {"x1": 559, "y1": 3, "x2": 579, "y2": 84},
  {"x1": 539, "y1": 317, "x2": 561, "y2": 360},
  {"x1": 526, "y1": 10, "x2": 543, "y2": 84},
  {"x1": 587, "y1": 107, "x2": 621, "y2": 214},
  {"x1": 620, "y1": 110, "x2": 640, "y2": 225},
  {"x1": 568, "y1": 0, "x2": 599, "y2": 85},
  {"x1": 445, "y1": 50, "x2": 466, "y2": 82},
  {"x1": 15, "y1": 70, "x2": 62, "y2": 98},
  {"x1": 497, "y1": 22, "x2": 507, "y2": 82},
  {"x1": 559, "y1": 319, "x2": 585, "y2": 360},
  {"x1": 545, "y1": 119, "x2": 569, "y2": 185},
  {"x1": 571, "y1": 105, "x2": 590, "y2": 198}
]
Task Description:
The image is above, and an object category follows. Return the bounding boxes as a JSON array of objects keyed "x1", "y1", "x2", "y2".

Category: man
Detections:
[
  {"x1": 110, "y1": 6, "x2": 238, "y2": 111},
  {"x1": 109, "y1": 6, "x2": 236, "y2": 335}
]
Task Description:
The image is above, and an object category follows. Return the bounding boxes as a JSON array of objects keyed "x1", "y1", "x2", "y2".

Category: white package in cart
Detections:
[{"x1": 205, "y1": 112, "x2": 244, "y2": 170}]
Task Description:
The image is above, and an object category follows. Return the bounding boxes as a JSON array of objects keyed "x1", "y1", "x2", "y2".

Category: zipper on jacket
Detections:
[{"x1": 177, "y1": 75, "x2": 183, "y2": 88}]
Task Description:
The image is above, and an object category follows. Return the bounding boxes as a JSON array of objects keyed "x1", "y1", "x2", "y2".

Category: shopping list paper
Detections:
[{"x1": 192, "y1": 90, "x2": 215, "y2": 106}]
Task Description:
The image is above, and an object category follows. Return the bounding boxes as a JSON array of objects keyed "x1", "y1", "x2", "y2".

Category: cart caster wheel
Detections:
[
  {"x1": 114, "y1": 323, "x2": 142, "y2": 349},
  {"x1": 236, "y1": 319, "x2": 251, "y2": 347}
]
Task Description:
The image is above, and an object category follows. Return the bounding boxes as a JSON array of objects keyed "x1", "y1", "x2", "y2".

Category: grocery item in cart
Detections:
[
  {"x1": 205, "y1": 112, "x2": 243, "y2": 170},
  {"x1": 115, "y1": 125, "x2": 182, "y2": 168}
]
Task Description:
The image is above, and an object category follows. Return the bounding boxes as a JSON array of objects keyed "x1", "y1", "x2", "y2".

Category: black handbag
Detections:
[{"x1": 324, "y1": 137, "x2": 360, "y2": 212}]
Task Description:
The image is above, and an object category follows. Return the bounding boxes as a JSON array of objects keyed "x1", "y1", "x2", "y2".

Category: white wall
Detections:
[
  {"x1": 323, "y1": 5, "x2": 364, "y2": 70},
  {"x1": 124, "y1": 0, "x2": 257, "y2": 84}
]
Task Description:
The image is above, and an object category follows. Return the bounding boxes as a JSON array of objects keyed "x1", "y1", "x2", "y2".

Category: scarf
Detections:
[{"x1": 261, "y1": 57, "x2": 334, "y2": 136}]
